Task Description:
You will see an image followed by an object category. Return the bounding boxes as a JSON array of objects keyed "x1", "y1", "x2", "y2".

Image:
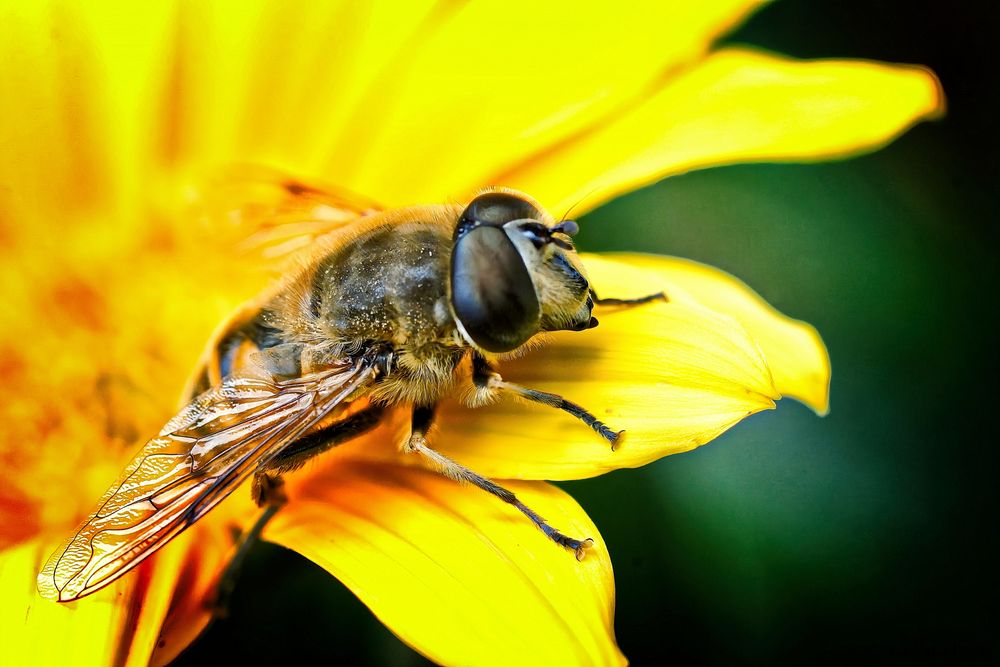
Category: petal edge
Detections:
[
  {"x1": 265, "y1": 462, "x2": 625, "y2": 667},
  {"x1": 612, "y1": 253, "x2": 831, "y2": 415},
  {"x1": 500, "y1": 48, "x2": 946, "y2": 214}
]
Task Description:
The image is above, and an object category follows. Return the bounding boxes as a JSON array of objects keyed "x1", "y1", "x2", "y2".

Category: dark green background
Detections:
[{"x1": 177, "y1": 2, "x2": 997, "y2": 663}]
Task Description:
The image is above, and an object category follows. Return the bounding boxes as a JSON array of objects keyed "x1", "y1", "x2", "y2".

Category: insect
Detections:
[{"x1": 37, "y1": 182, "x2": 664, "y2": 602}]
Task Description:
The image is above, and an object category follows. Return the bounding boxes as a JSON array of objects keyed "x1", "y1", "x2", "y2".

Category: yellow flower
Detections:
[{"x1": 0, "y1": 1, "x2": 942, "y2": 665}]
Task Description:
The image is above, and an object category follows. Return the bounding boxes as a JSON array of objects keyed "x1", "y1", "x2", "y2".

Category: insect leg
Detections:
[
  {"x1": 472, "y1": 354, "x2": 624, "y2": 450},
  {"x1": 590, "y1": 289, "x2": 667, "y2": 308},
  {"x1": 256, "y1": 403, "x2": 386, "y2": 484},
  {"x1": 406, "y1": 404, "x2": 436, "y2": 451},
  {"x1": 214, "y1": 405, "x2": 385, "y2": 615},
  {"x1": 405, "y1": 405, "x2": 594, "y2": 560},
  {"x1": 211, "y1": 493, "x2": 284, "y2": 617}
]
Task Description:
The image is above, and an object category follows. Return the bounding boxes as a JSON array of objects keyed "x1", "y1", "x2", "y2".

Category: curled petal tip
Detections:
[{"x1": 915, "y1": 63, "x2": 947, "y2": 120}]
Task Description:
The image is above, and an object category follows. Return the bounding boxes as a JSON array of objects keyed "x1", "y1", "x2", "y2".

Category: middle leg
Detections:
[
  {"x1": 472, "y1": 353, "x2": 623, "y2": 449},
  {"x1": 213, "y1": 404, "x2": 385, "y2": 614},
  {"x1": 253, "y1": 402, "x2": 386, "y2": 497}
]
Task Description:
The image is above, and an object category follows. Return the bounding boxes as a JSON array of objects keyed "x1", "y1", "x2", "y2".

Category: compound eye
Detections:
[
  {"x1": 455, "y1": 192, "x2": 541, "y2": 240},
  {"x1": 450, "y1": 225, "x2": 540, "y2": 353}
]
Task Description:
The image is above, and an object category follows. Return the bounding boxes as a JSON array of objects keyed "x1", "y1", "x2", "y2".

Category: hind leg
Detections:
[
  {"x1": 211, "y1": 405, "x2": 385, "y2": 614},
  {"x1": 404, "y1": 405, "x2": 594, "y2": 559}
]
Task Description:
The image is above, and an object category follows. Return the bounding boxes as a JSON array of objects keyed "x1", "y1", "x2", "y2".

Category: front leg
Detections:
[
  {"x1": 589, "y1": 288, "x2": 667, "y2": 308},
  {"x1": 471, "y1": 353, "x2": 624, "y2": 450}
]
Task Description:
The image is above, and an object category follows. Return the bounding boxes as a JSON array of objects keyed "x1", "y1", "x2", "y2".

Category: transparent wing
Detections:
[
  {"x1": 192, "y1": 165, "x2": 382, "y2": 265},
  {"x1": 38, "y1": 358, "x2": 379, "y2": 602}
]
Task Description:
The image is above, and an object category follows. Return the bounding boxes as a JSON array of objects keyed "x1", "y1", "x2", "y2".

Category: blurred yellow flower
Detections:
[{"x1": 0, "y1": 1, "x2": 942, "y2": 665}]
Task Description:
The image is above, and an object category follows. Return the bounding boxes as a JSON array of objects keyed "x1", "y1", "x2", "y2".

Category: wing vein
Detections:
[{"x1": 38, "y1": 357, "x2": 381, "y2": 601}]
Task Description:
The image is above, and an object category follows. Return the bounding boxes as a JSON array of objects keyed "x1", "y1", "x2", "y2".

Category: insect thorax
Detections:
[
  {"x1": 310, "y1": 219, "x2": 459, "y2": 343},
  {"x1": 305, "y1": 217, "x2": 467, "y2": 403}
]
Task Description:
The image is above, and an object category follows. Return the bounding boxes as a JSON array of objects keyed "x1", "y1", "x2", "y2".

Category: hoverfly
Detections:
[{"x1": 38, "y1": 179, "x2": 663, "y2": 602}]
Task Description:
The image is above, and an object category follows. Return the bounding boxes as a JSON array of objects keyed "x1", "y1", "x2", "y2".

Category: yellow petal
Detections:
[
  {"x1": 615, "y1": 253, "x2": 830, "y2": 414},
  {"x1": 163, "y1": 1, "x2": 448, "y2": 171},
  {"x1": 120, "y1": 529, "x2": 207, "y2": 667},
  {"x1": 0, "y1": 2, "x2": 175, "y2": 233},
  {"x1": 0, "y1": 1, "x2": 777, "y2": 216},
  {"x1": 149, "y1": 517, "x2": 248, "y2": 667},
  {"x1": 499, "y1": 48, "x2": 945, "y2": 213},
  {"x1": 132, "y1": 0, "x2": 768, "y2": 203},
  {"x1": 0, "y1": 535, "x2": 188, "y2": 667},
  {"x1": 325, "y1": 1, "x2": 769, "y2": 205},
  {"x1": 0, "y1": 2, "x2": 774, "y2": 212},
  {"x1": 1, "y1": 541, "x2": 121, "y2": 666},
  {"x1": 266, "y1": 461, "x2": 624, "y2": 667},
  {"x1": 434, "y1": 256, "x2": 778, "y2": 481}
]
